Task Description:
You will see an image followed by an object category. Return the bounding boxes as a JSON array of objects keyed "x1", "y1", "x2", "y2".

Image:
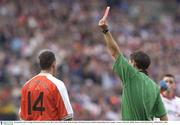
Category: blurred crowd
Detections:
[{"x1": 0, "y1": 0, "x2": 180, "y2": 120}]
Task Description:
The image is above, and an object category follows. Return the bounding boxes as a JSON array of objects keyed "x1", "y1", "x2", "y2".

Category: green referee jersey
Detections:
[{"x1": 113, "y1": 54, "x2": 166, "y2": 120}]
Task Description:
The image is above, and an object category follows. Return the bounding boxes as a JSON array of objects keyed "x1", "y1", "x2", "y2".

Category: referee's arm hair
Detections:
[{"x1": 102, "y1": 31, "x2": 120, "y2": 60}]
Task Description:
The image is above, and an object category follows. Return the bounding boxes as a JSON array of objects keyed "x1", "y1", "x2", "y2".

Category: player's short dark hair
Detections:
[
  {"x1": 163, "y1": 74, "x2": 174, "y2": 78},
  {"x1": 130, "y1": 51, "x2": 151, "y2": 75},
  {"x1": 38, "y1": 50, "x2": 56, "y2": 70}
]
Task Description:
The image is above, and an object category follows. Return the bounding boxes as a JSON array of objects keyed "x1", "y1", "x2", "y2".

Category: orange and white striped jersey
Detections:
[{"x1": 19, "y1": 73, "x2": 73, "y2": 120}]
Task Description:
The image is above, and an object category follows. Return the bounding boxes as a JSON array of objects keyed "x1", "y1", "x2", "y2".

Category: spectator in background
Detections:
[{"x1": 0, "y1": 86, "x2": 17, "y2": 120}]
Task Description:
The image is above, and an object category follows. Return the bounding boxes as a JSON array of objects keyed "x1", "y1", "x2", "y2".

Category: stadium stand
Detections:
[{"x1": 0, "y1": 0, "x2": 179, "y2": 120}]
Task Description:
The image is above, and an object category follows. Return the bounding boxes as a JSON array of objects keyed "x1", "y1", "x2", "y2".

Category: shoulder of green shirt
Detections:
[
  {"x1": 113, "y1": 53, "x2": 125, "y2": 69},
  {"x1": 112, "y1": 53, "x2": 136, "y2": 73}
]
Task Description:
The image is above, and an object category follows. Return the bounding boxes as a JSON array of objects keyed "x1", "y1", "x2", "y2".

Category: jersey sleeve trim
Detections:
[
  {"x1": 46, "y1": 74, "x2": 73, "y2": 117},
  {"x1": 61, "y1": 114, "x2": 73, "y2": 120}
]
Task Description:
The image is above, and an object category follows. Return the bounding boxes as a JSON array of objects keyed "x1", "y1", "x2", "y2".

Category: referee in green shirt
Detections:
[{"x1": 99, "y1": 7, "x2": 168, "y2": 121}]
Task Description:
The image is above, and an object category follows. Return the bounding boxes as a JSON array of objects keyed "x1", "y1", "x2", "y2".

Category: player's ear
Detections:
[
  {"x1": 52, "y1": 61, "x2": 56, "y2": 69},
  {"x1": 129, "y1": 59, "x2": 136, "y2": 67},
  {"x1": 51, "y1": 61, "x2": 56, "y2": 75},
  {"x1": 173, "y1": 82, "x2": 176, "y2": 89}
]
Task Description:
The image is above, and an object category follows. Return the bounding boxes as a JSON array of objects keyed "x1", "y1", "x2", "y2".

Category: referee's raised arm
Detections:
[{"x1": 98, "y1": 7, "x2": 120, "y2": 60}]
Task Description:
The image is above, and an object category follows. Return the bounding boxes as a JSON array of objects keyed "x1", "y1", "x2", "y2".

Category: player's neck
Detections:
[{"x1": 41, "y1": 70, "x2": 53, "y2": 75}]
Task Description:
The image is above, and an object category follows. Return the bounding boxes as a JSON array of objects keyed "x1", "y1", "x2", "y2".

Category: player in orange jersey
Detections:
[{"x1": 19, "y1": 50, "x2": 73, "y2": 120}]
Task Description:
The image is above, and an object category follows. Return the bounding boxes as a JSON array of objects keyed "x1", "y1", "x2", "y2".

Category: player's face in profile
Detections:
[
  {"x1": 163, "y1": 76, "x2": 176, "y2": 90},
  {"x1": 129, "y1": 59, "x2": 136, "y2": 68}
]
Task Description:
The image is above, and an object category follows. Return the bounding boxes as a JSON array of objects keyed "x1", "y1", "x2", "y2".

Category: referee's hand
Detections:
[{"x1": 98, "y1": 6, "x2": 110, "y2": 30}]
